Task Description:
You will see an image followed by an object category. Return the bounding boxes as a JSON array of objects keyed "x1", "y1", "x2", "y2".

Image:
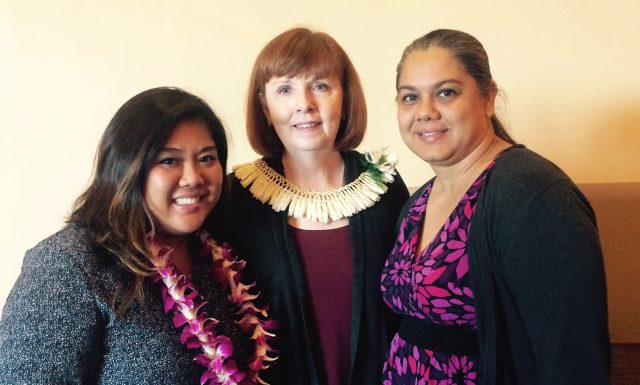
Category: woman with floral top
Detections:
[
  {"x1": 0, "y1": 87, "x2": 275, "y2": 385},
  {"x1": 380, "y1": 29, "x2": 610, "y2": 385},
  {"x1": 228, "y1": 28, "x2": 409, "y2": 385}
]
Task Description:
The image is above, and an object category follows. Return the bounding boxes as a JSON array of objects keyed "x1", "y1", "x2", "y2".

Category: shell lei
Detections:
[
  {"x1": 232, "y1": 148, "x2": 399, "y2": 224},
  {"x1": 147, "y1": 231, "x2": 276, "y2": 385}
]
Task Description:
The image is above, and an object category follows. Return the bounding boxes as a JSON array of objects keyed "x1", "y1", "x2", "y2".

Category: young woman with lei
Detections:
[
  {"x1": 0, "y1": 87, "x2": 275, "y2": 385},
  {"x1": 228, "y1": 28, "x2": 409, "y2": 385}
]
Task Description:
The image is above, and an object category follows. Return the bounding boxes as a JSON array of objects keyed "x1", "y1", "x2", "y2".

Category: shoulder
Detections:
[
  {"x1": 341, "y1": 149, "x2": 376, "y2": 176},
  {"x1": 32, "y1": 223, "x2": 92, "y2": 250},
  {"x1": 24, "y1": 224, "x2": 95, "y2": 271},
  {"x1": 347, "y1": 149, "x2": 409, "y2": 204},
  {"x1": 230, "y1": 157, "x2": 282, "y2": 176},
  {"x1": 229, "y1": 156, "x2": 281, "y2": 190},
  {"x1": 489, "y1": 146, "x2": 572, "y2": 192},
  {"x1": 228, "y1": 158, "x2": 263, "y2": 200},
  {"x1": 15, "y1": 224, "x2": 118, "y2": 301},
  {"x1": 343, "y1": 148, "x2": 406, "y2": 187},
  {"x1": 477, "y1": 146, "x2": 595, "y2": 235},
  {"x1": 227, "y1": 158, "x2": 280, "y2": 235},
  {"x1": 0, "y1": 225, "x2": 113, "y2": 383},
  {"x1": 484, "y1": 146, "x2": 582, "y2": 208},
  {"x1": 2, "y1": 224, "x2": 101, "y2": 329}
]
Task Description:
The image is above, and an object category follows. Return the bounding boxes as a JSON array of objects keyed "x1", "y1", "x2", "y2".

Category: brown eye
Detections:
[
  {"x1": 200, "y1": 155, "x2": 218, "y2": 163},
  {"x1": 399, "y1": 93, "x2": 418, "y2": 104},
  {"x1": 436, "y1": 88, "x2": 456, "y2": 98},
  {"x1": 159, "y1": 157, "x2": 177, "y2": 165}
]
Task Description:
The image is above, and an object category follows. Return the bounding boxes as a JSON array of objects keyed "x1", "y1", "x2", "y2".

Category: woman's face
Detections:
[
  {"x1": 261, "y1": 72, "x2": 343, "y2": 156},
  {"x1": 144, "y1": 120, "x2": 223, "y2": 237},
  {"x1": 396, "y1": 47, "x2": 496, "y2": 168}
]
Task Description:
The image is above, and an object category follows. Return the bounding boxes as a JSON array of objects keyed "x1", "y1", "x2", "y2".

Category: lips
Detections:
[
  {"x1": 418, "y1": 129, "x2": 447, "y2": 137},
  {"x1": 293, "y1": 121, "x2": 321, "y2": 129},
  {"x1": 174, "y1": 196, "x2": 201, "y2": 206}
]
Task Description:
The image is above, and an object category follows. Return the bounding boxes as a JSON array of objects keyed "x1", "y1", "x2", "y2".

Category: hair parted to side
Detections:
[
  {"x1": 247, "y1": 27, "x2": 367, "y2": 157},
  {"x1": 396, "y1": 29, "x2": 516, "y2": 145},
  {"x1": 69, "y1": 87, "x2": 229, "y2": 313}
]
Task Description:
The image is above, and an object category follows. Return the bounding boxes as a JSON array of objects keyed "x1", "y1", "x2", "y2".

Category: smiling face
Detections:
[
  {"x1": 396, "y1": 47, "x2": 497, "y2": 168},
  {"x1": 261, "y1": 72, "x2": 343, "y2": 156},
  {"x1": 144, "y1": 120, "x2": 223, "y2": 237}
]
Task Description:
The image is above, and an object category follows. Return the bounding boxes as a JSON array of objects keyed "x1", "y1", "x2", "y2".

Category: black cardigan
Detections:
[
  {"x1": 228, "y1": 150, "x2": 409, "y2": 384},
  {"x1": 403, "y1": 146, "x2": 610, "y2": 385}
]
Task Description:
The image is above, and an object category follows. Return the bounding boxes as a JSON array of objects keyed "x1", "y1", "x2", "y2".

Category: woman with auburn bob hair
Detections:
[
  {"x1": 229, "y1": 28, "x2": 409, "y2": 384},
  {"x1": 380, "y1": 29, "x2": 610, "y2": 384},
  {"x1": 0, "y1": 87, "x2": 275, "y2": 385}
]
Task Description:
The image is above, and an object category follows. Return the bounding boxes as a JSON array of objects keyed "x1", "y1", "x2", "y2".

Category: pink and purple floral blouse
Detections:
[{"x1": 380, "y1": 162, "x2": 495, "y2": 385}]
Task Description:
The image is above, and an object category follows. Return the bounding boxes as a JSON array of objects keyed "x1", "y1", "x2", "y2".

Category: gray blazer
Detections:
[{"x1": 0, "y1": 225, "x2": 248, "y2": 385}]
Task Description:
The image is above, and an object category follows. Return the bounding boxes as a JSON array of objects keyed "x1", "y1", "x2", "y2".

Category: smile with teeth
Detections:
[
  {"x1": 174, "y1": 197, "x2": 201, "y2": 205},
  {"x1": 419, "y1": 129, "x2": 447, "y2": 136},
  {"x1": 293, "y1": 121, "x2": 321, "y2": 129}
]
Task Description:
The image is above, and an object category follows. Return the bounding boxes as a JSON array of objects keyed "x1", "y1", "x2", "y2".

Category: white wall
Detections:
[{"x1": 2, "y1": 0, "x2": 639, "y2": 307}]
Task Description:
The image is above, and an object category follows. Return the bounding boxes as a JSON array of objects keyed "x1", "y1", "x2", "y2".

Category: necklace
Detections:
[
  {"x1": 233, "y1": 149, "x2": 399, "y2": 224},
  {"x1": 147, "y1": 231, "x2": 276, "y2": 385}
]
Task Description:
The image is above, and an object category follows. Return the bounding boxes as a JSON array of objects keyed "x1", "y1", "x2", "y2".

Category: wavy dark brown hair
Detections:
[{"x1": 68, "y1": 87, "x2": 229, "y2": 313}]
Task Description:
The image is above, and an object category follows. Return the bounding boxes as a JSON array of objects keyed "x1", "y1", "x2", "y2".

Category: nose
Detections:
[
  {"x1": 295, "y1": 89, "x2": 315, "y2": 113},
  {"x1": 179, "y1": 161, "x2": 204, "y2": 187},
  {"x1": 417, "y1": 97, "x2": 440, "y2": 121}
]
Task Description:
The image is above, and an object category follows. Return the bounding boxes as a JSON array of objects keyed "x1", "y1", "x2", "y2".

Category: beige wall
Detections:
[{"x1": 1, "y1": 0, "x2": 639, "y2": 307}]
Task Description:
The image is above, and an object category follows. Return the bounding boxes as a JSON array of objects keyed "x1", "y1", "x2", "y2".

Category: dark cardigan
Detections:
[
  {"x1": 403, "y1": 146, "x2": 610, "y2": 385},
  {"x1": 228, "y1": 150, "x2": 409, "y2": 385}
]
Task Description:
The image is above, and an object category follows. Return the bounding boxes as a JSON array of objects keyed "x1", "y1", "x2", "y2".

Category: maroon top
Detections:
[{"x1": 290, "y1": 225, "x2": 353, "y2": 385}]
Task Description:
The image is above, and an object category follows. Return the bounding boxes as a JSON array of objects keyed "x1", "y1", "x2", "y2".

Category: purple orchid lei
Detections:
[{"x1": 147, "y1": 231, "x2": 276, "y2": 385}]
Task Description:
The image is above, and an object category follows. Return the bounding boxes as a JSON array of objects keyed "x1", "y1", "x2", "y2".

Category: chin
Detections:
[{"x1": 160, "y1": 222, "x2": 207, "y2": 237}]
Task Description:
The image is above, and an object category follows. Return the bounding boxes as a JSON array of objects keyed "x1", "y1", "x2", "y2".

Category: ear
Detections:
[
  {"x1": 258, "y1": 92, "x2": 271, "y2": 125},
  {"x1": 484, "y1": 82, "x2": 498, "y2": 118}
]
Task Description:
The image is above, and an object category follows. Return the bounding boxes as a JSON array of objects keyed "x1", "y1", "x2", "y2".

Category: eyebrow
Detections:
[
  {"x1": 271, "y1": 77, "x2": 292, "y2": 83},
  {"x1": 273, "y1": 73, "x2": 335, "y2": 83},
  {"x1": 397, "y1": 79, "x2": 462, "y2": 92},
  {"x1": 158, "y1": 145, "x2": 217, "y2": 153}
]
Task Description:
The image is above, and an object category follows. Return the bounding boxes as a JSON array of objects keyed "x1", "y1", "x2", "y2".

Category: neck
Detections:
[
  {"x1": 432, "y1": 135, "x2": 511, "y2": 195},
  {"x1": 282, "y1": 150, "x2": 345, "y2": 191},
  {"x1": 155, "y1": 232, "x2": 193, "y2": 276},
  {"x1": 154, "y1": 231, "x2": 188, "y2": 249}
]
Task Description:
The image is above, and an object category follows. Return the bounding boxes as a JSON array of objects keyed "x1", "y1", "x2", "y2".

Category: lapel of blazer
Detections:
[
  {"x1": 342, "y1": 151, "x2": 365, "y2": 383},
  {"x1": 265, "y1": 156, "x2": 321, "y2": 381},
  {"x1": 264, "y1": 152, "x2": 366, "y2": 383}
]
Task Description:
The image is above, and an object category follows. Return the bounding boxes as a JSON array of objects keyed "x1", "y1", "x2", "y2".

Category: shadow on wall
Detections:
[
  {"x1": 511, "y1": 99, "x2": 640, "y2": 184},
  {"x1": 579, "y1": 182, "x2": 640, "y2": 385},
  {"x1": 579, "y1": 182, "x2": 640, "y2": 344},
  {"x1": 555, "y1": 104, "x2": 640, "y2": 183}
]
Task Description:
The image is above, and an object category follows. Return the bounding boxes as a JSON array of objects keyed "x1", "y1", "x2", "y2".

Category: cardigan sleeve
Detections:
[
  {"x1": 493, "y1": 180, "x2": 610, "y2": 384},
  {"x1": 0, "y1": 241, "x2": 105, "y2": 384}
]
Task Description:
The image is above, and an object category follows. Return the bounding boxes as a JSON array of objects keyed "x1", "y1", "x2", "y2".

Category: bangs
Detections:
[
  {"x1": 247, "y1": 28, "x2": 367, "y2": 156},
  {"x1": 258, "y1": 31, "x2": 345, "y2": 84}
]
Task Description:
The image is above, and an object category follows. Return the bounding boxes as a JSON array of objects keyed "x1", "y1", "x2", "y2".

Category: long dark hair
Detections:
[
  {"x1": 69, "y1": 87, "x2": 229, "y2": 312},
  {"x1": 397, "y1": 29, "x2": 517, "y2": 145}
]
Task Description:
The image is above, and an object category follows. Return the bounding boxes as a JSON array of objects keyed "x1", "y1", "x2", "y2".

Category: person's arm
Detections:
[
  {"x1": 0, "y1": 241, "x2": 105, "y2": 384},
  {"x1": 496, "y1": 181, "x2": 610, "y2": 384}
]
